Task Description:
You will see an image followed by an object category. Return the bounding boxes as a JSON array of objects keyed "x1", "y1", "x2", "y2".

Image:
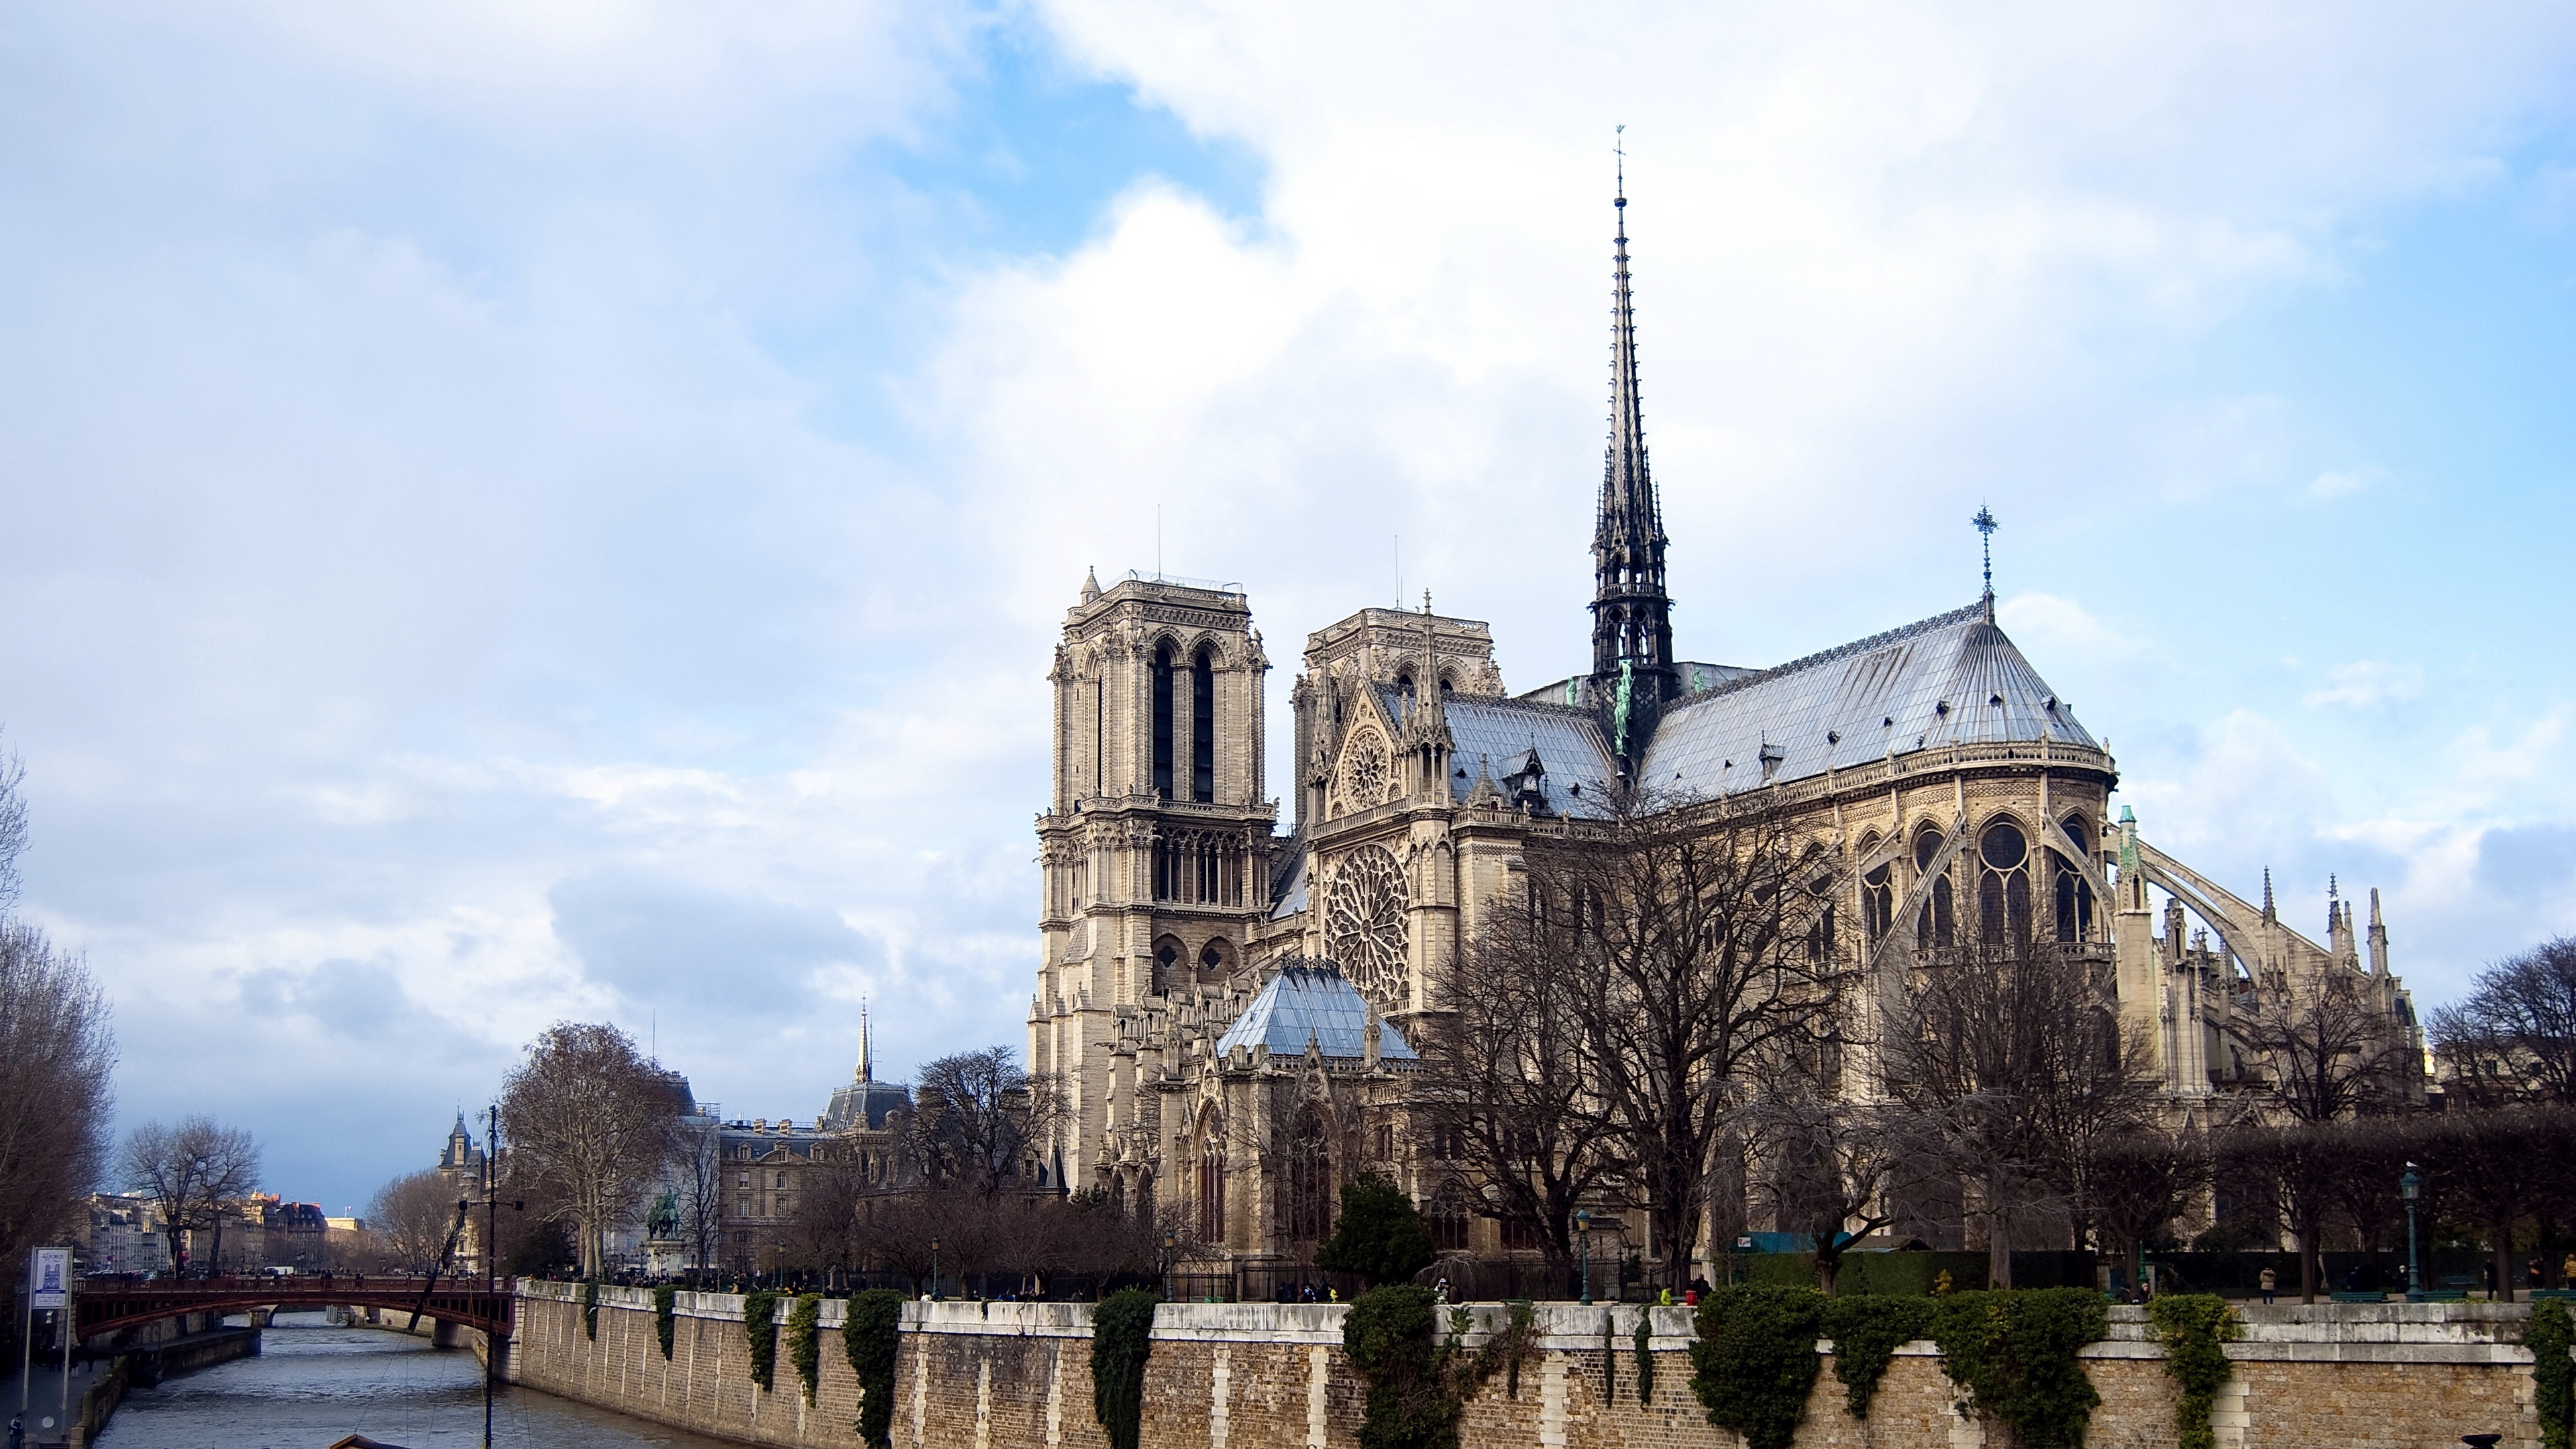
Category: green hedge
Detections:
[
  {"x1": 1821, "y1": 1296, "x2": 1933, "y2": 1419},
  {"x1": 2149, "y1": 1295, "x2": 2240, "y2": 1449},
  {"x1": 653, "y1": 1285, "x2": 677, "y2": 1360},
  {"x1": 784, "y1": 1293, "x2": 824, "y2": 1405},
  {"x1": 742, "y1": 1289, "x2": 781, "y2": 1392},
  {"x1": 2530, "y1": 1297, "x2": 2574, "y2": 1449},
  {"x1": 1929, "y1": 1288, "x2": 2107, "y2": 1449},
  {"x1": 1689, "y1": 1286, "x2": 1824, "y2": 1449},
  {"x1": 1091, "y1": 1288, "x2": 1158, "y2": 1449},
  {"x1": 843, "y1": 1288, "x2": 906, "y2": 1449}
]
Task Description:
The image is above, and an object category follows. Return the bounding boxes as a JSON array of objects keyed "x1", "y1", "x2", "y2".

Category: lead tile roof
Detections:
[{"x1": 1212, "y1": 962, "x2": 1418, "y2": 1062}]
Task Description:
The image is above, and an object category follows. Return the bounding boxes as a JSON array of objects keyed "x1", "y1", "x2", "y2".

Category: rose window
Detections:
[
  {"x1": 1324, "y1": 844, "x2": 1409, "y2": 1011},
  {"x1": 1336, "y1": 729, "x2": 1391, "y2": 814}
]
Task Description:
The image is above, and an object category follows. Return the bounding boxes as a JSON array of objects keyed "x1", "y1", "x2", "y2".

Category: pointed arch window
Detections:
[
  {"x1": 1150, "y1": 645, "x2": 1177, "y2": 798},
  {"x1": 1428, "y1": 1184, "x2": 1471, "y2": 1254},
  {"x1": 1197, "y1": 1115, "x2": 1227, "y2": 1246},
  {"x1": 1977, "y1": 820, "x2": 2031, "y2": 945},
  {"x1": 1281, "y1": 1107, "x2": 1332, "y2": 1242},
  {"x1": 1913, "y1": 824, "x2": 1954, "y2": 949},
  {"x1": 2052, "y1": 814, "x2": 2096, "y2": 943},
  {"x1": 1191, "y1": 647, "x2": 1216, "y2": 802}
]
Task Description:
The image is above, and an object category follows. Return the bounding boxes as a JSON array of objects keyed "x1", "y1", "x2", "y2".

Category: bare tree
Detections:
[
  {"x1": 0, "y1": 739, "x2": 28, "y2": 911},
  {"x1": 2431, "y1": 937, "x2": 2576, "y2": 1107},
  {"x1": 1882, "y1": 938, "x2": 2158, "y2": 1287},
  {"x1": 499, "y1": 1022, "x2": 678, "y2": 1277},
  {"x1": 903, "y1": 1046, "x2": 1067, "y2": 1201},
  {"x1": 779, "y1": 1150, "x2": 871, "y2": 1273},
  {"x1": 668, "y1": 1114, "x2": 728, "y2": 1274},
  {"x1": 2241, "y1": 969, "x2": 2415, "y2": 1122},
  {"x1": 1749, "y1": 1077, "x2": 1908, "y2": 1295},
  {"x1": 2424, "y1": 1104, "x2": 2576, "y2": 1303},
  {"x1": 2086, "y1": 1124, "x2": 2210, "y2": 1294},
  {"x1": 1415, "y1": 912, "x2": 1622, "y2": 1283},
  {"x1": 368, "y1": 1169, "x2": 464, "y2": 1275},
  {"x1": 119, "y1": 1116, "x2": 260, "y2": 1276},
  {"x1": 1542, "y1": 790, "x2": 1853, "y2": 1288},
  {"x1": 0, "y1": 920, "x2": 116, "y2": 1277}
]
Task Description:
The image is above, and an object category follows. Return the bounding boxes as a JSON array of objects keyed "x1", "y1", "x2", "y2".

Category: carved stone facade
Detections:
[{"x1": 1029, "y1": 183, "x2": 2422, "y2": 1272}]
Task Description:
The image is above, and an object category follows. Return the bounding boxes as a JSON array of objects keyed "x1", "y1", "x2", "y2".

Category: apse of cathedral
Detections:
[{"x1": 1028, "y1": 175, "x2": 2423, "y2": 1267}]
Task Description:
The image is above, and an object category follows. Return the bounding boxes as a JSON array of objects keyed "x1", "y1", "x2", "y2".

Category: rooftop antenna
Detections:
[
  {"x1": 1157, "y1": 504, "x2": 1163, "y2": 581},
  {"x1": 1972, "y1": 504, "x2": 1999, "y2": 621}
]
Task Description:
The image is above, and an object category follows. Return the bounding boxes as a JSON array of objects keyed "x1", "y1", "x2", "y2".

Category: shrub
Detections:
[
  {"x1": 1929, "y1": 1288, "x2": 2107, "y2": 1449},
  {"x1": 1688, "y1": 1285, "x2": 1825, "y2": 1449},
  {"x1": 843, "y1": 1288, "x2": 906, "y2": 1448},
  {"x1": 1821, "y1": 1295, "x2": 1933, "y2": 1419},
  {"x1": 742, "y1": 1289, "x2": 781, "y2": 1392},
  {"x1": 581, "y1": 1279, "x2": 600, "y2": 1340},
  {"x1": 784, "y1": 1293, "x2": 824, "y2": 1405},
  {"x1": 2529, "y1": 1297, "x2": 2574, "y2": 1449},
  {"x1": 1344, "y1": 1285, "x2": 1460, "y2": 1449},
  {"x1": 2148, "y1": 1294, "x2": 2240, "y2": 1449},
  {"x1": 653, "y1": 1285, "x2": 677, "y2": 1360},
  {"x1": 1316, "y1": 1173, "x2": 1438, "y2": 1286},
  {"x1": 1091, "y1": 1287, "x2": 1158, "y2": 1449},
  {"x1": 1633, "y1": 1310, "x2": 1656, "y2": 1405}
]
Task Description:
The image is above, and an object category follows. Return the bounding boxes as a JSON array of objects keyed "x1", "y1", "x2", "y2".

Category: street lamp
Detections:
[
  {"x1": 929, "y1": 1238, "x2": 941, "y2": 1301},
  {"x1": 1575, "y1": 1209, "x2": 1593, "y2": 1307},
  {"x1": 1161, "y1": 1229, "x2": 1177, "y2": 1302},
  {"x1": 2402, "y1": 1163, "x2": 2422, "y2": 1301}
]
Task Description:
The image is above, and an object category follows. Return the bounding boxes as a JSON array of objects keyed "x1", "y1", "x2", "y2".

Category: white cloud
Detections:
[
  {"x1": 2305, "y1": 660, "x2": 2424, "y2": 709},
  {"x1": 2306, "y1": 468, "x2": 2369, "y2": 500}
]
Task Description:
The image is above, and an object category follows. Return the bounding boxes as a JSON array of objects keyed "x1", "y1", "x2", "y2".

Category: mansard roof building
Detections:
[{"x1": 1028, "y1": 174, "x2": 2421, "y2": 1273}]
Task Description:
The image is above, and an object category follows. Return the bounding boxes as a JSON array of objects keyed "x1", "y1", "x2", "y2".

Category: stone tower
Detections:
[{"x1": 1030, "y1": 570, "x2": 1277, "y2": 1193}]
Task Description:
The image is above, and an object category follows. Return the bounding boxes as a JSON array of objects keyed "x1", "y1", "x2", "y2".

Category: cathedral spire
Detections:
[
  {"x1": 1590, "y1": 130, "x2": 1677, "y2": 699},
  {"x1": 856, "y1": 1002, "x2": 873, "y2": 1084}
]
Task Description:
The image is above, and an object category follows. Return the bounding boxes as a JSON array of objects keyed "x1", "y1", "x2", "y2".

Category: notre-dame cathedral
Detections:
[{"x1": 1026, "y1": 179, "x2": 2423, "y2": 1273}]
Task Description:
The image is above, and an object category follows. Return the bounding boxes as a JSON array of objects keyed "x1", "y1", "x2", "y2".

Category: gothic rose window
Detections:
[
  {"x1": 1325, "y1": 844, "x2": 1409, "y2": 1011},
  {"x1": 1336, "y1": 729, "x2": 1389, "y2": 815}
]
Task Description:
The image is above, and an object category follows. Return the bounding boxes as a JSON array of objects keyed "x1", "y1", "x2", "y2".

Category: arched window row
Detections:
[
  {"x1": 1150, "y1": 643, "x2": 1223, "y2": 804},
  {"x1": 1150, "y1": 828, "x2": 1251, "y2": 906},
  {"x1": 1899, "y1": 811, "x2": 2099, "y2": 950}
]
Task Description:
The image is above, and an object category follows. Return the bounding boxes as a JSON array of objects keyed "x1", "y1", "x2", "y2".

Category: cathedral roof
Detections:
[
  {"x1": 1213, "y1": 961, "x2": 1417, "y2": 1063},
  {"x1": 1440, "y1": 696, "x2": 1619, "y2": 817},
  {"x1": 1638, "y1": 602, "x2": 2100, "y2": 798}
]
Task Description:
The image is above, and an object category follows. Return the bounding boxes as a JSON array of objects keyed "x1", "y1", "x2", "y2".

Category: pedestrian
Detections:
[
  {"x1": 1688, "y1": 1275, "x2": 1712, "y2": 1300},
  {"x1": 2563, "y1": 1253, "x2": 2576, "y2": 1289},
  {"x1": 10, "y1": 1410, "x2": 24, "y2": 1449},
  {"x1": 2530, "y1": 1258, "x2": 2544, "y2": 1292},
  {"x1": 1435, "y1": 1277, "x2": 1451, "y2": 1303},
  {"x1": 2258, "y1": 1267, "x2": 2276, "y2": 1305}
]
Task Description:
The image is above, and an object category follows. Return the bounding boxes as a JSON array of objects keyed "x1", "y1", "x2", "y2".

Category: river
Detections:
[{"x1": 95, "y1": 1311, "x2": 746, "y2": 1449}]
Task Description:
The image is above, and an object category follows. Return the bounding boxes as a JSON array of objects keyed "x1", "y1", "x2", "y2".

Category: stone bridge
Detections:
[{"x1": 73, "y1": 1276, "x2": 515, "y2": 1340}]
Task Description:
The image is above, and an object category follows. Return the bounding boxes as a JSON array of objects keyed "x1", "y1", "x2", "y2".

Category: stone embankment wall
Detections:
[{"x1": 508, "y1": 1282, "x2": 2553, "y2": 1449}]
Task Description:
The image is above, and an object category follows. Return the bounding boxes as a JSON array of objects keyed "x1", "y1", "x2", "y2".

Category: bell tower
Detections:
[{"x1": 1032, "y1": 570, "x2": 1277, "y2": 1193}]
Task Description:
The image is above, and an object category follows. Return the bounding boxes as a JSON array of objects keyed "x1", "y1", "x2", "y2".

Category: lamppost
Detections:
[
  {"x1": 1161, "y1": 1229, "x2": 1177, "y2": 1302},
  {"x1": 929, "y1": 1238, "x2": 941, "y2": 1301},
  {"x1": 2402, "y1": 1162, "x2": 2422, "y2": 1301},
  {"x1": 1575, "y1": 1209, "x2": 1593, "y2": 1306}
]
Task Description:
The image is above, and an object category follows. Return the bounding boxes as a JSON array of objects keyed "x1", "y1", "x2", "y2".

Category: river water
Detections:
[{"x1": 95, "y1": 1312, "x2": 745, "y2": 1449}]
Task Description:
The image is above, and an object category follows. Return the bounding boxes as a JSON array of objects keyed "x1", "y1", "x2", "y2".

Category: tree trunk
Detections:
[
  {"x1": 1987, "y1": 1203, "x2": 2014, "y2": 1289},
  {"x1": 2298, "y1": 1220, "x2": 2318, "y2": 1304},
  {"x1": 2493, "y1": 1222, "x2": 2518, "y2": 1303}
]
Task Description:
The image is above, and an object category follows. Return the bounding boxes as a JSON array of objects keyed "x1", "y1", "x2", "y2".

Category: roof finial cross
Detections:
[
  {"x1": 1615, "y1": 124, "x2": 1627, "y2": 213},
  {"x1": 1972, "y1": 504, "x2": 1999, "y2": 617}
]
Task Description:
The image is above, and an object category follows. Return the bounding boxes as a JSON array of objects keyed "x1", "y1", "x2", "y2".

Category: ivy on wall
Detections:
[
  {"x1": 1821, "y1": 1296, "x2": 1934, "y2": 1419},
  {"x1": 1091, "y1": 1288, "x2": 1158, "y2": 1449},
  {"x1": 1631, "y1": 1312, "x2": 1656, "y2": 1405},
  {"x1": 843, "y1": 1288, "x2": 906, "y2": 1449},
  {"x1": 784, "y1": 1293, "x2": 824, "y2": 1406},
  {"x1": 581, "y1": 1280, "x2": 600, "y2": 1341},
  {"x1": 653, "y1": 1285, "x2": 678, "y2": 1361},
  {"x1": 1929, "y1": 1287, "x2": 2107, "y2": 1449},
  {"x1": 2148, "y1": 1294, "x2": 2240, "y2": 1449},
  {"x1": 2528, "y1": 1297, "x2": 2574, "y2": 1449},
  {"x1": 741, "y1": 1289, "x2": 782, "y2": 1393},
  {"x1": 1687, "y1": 1285, "x2": 1825, "y2": 1449}
]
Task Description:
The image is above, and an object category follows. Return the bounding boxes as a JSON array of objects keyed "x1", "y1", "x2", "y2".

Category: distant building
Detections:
[{"x1": 80, "y1": 1193, "x2": 171, "y2": 1276}]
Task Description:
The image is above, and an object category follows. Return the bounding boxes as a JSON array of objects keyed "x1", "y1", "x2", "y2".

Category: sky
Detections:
[{"x1": 3, "y1": 1, "x2": 2574, "y2": 1216}]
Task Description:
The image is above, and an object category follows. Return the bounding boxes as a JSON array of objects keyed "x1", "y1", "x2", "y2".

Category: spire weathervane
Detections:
[{"x1": 1972, "y1": 504, "x2": 1999, "y2": 619}]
